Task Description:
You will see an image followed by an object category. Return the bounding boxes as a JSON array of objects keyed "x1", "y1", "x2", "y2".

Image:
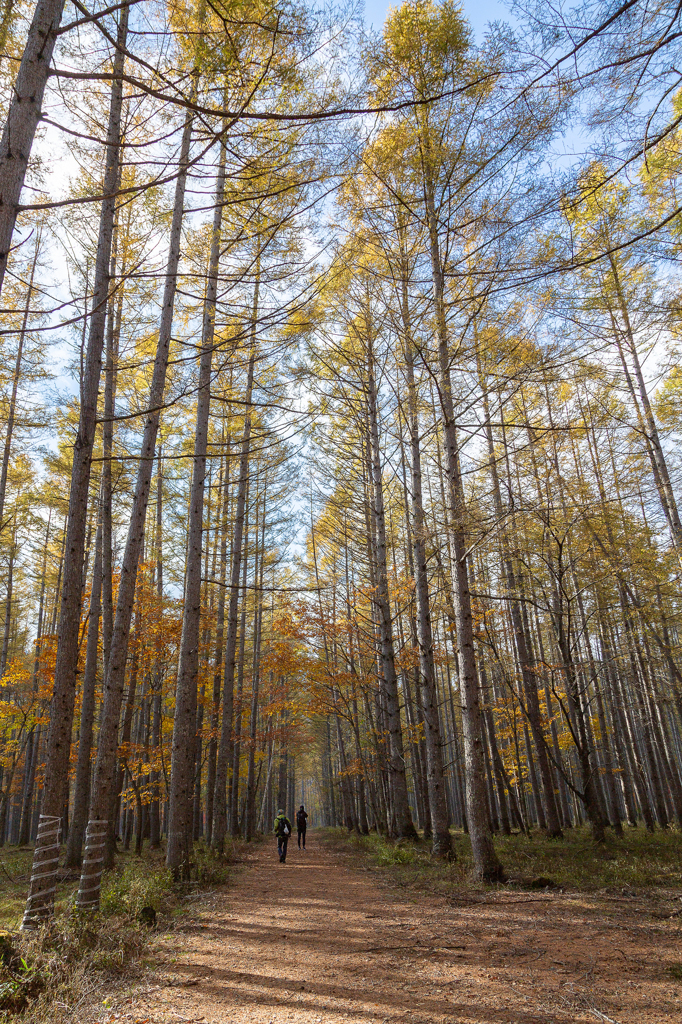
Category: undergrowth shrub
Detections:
[
  {"x1": 0, "y1": 914, "x2": 146, "y2": 1023},
  {"x1": 191, "y1": 840, "x2": 238, "y2": 885},
  {"x1": 336, "y1": 829, "x2": 422, "y2": 866},
  {"x1": 2, "y1": 862, "x2": 172, "y2": 1018},
  {"x1": 368, "y1": 834, "x2": 420, "y2": 866},
  {"x1": 496, "y1": 826, "x2": 682, "y2": 891},
  {"x1": 99, "y1": 861, "x2": 174, "y2": 918},
  {"x1": 0, "y1": 846, "x2": 240, "y2": 1022}
]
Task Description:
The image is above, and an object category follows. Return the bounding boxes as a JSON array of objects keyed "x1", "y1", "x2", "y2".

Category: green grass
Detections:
[
  {"x1": 329, "y1": 824, "x2": 682, "y2": 894},
  {"x1": 496, "y1": 826, "x2": 682, "y2": 891},
  {"x1": 0, "y1": 850, "x2": 63, "y2": 934},
  {"x1": 0, "y1": 838, "x2": 245, "y2": 1022}
]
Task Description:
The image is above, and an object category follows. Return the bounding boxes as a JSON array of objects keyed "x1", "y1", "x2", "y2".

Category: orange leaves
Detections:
[
  {"x1": 338, "y1": 756, "x2": 364, "y2": 779},
  {"x1": 0, "y1": 657, "x2": 43, "y2": 748},
  {"x1": 0, "y1": 658, "x2": 31, "y2": 693}
]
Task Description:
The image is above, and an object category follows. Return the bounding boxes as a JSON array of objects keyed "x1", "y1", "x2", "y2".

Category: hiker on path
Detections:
[
  {"x1": 274, "y1": 808, "x2": 292, "y2": 863},
  {"x1": 296, "y1": 805, "x2": 308, "y2": 849}
]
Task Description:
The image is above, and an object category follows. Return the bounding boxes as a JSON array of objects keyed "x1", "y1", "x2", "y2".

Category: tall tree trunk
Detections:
[
  {"x1": 64, "y1": 516, "x2": 103, "y2": 867},
  {"x1": 101, "y1": 226, "x2": 122, "y2": 678},
  {"x1": 334, "y1": 699, "x2": 354, "y2": 832},
  {"x1": 554, "y1": 622, "x2": 607, "y2": 842},
  {"x1": 608, "y1": 255, "x2": 682, "y2": 556},
  {"x1": 423, "y1": 157, "x2": 503, "y2": 880},
  {"x1": 18, "y1": 513, "x2": 51, "y2": 845},
  {"x1": 212, "y1": 307, "x2": 258, "y2": 852},
  {"x1": 206, "y1": 451, "x2": 228, "y2": 846},
  {"x1": 480, "y1": 370, "x2": 562, "y2": 837},
  {"x1": 401, "y1": 281, "x2": 451, "y2": 857},
  {"x1": 149, "y1": 449, "x2": 164, "y2": 848},
  {"x1": 603, "y1": 612, "x2": 656, "y2": 830},
  {"x1": 229, "y1": 524, "x2": 249, "y2": 836},
  {"x1": 245, "y1": 481, "x2": 265, "y2": 841},
  {"x1": 48, "y1": 517, "x2": 66, "y2": 634},
  {"x1": 115, "y1": 605, "x2": 141, "y2": 858},
  {"x1": 22, "y1": 6, "x2": 129, "y2": 927},
  {"x1": 167, "y1": 130, "x2": 227, "y2": 875},
  {"x1": 77, "y1": 102, "x2": 193, "y2": 911},
  {"x1": 365, "y1": 319, "x2": 417, "y2": 841}
]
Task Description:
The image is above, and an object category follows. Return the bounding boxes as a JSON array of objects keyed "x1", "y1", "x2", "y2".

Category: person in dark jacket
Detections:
[
  {"x1": 273, "y1": 809, "x2": 292, "y2": 863},
  {"x1": 296, "y1": 805, "x2": 308, "y2": 849}
]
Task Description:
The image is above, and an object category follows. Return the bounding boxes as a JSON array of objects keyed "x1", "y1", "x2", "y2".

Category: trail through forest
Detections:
[{"x1": 112, "y1": 835, "x2": 680, "y2": 1024}]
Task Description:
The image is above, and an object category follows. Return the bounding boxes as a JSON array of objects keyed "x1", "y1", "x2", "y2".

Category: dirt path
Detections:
[{"x1": 116, "y1": 833, "x2": 680, "y2": 1024}]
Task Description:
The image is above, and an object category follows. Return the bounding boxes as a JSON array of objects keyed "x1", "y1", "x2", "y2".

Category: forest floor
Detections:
[{"x1": 84, "y1": 828, "x2": 682, "y2": 1024}]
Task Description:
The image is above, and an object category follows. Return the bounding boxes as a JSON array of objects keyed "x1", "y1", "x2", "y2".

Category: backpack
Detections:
[
  {"x1": 275, "y1": 815, "x2": 290, "y2": 837},
  {"x1": 296, "y1": 810, "x2": 306, "y2": 829}
]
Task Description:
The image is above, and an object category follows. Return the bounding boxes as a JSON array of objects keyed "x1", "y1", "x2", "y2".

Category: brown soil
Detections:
[{"x1": 100, "y1": 833, "x2": 682, "y2": 1024}]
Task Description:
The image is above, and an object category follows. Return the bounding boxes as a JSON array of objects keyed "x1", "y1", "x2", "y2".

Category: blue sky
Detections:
[{"x1": 363, "y1": 0, "x2": 511, "y2": 40}]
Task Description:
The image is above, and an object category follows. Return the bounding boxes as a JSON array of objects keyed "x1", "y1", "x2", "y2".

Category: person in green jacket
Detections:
[{"x1": 273, "y1": 809, "x2": 292, "y2": 863}]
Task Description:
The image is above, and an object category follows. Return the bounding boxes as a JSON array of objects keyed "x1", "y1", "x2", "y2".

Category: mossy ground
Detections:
[{"x1": 329, "y1": 824, "x2": 682, "y2": 895}]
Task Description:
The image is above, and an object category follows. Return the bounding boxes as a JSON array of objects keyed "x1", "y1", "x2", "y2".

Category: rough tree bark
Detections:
[{"x1": 0, "y1": 0, "x2": 66, "y2": 298}]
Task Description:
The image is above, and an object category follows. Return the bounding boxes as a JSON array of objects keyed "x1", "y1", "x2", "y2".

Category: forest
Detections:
[{"x1": 0, "y1": 0, "x2": 681, "y2": 942}]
